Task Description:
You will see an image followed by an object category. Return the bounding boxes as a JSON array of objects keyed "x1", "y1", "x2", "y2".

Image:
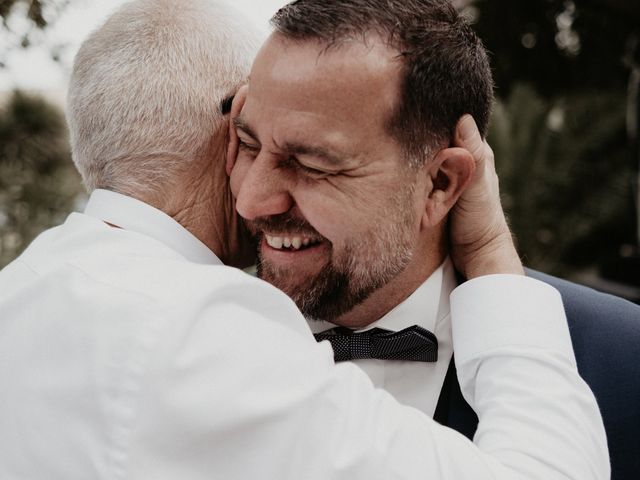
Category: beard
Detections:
[{"x1": 251, "y1": 185, "x2": 417, "y2": 322}]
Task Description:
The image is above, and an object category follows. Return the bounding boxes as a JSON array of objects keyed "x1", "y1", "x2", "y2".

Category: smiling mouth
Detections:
[{"x1": 264, "y1": 233, "x2": 323, "y2": 251}]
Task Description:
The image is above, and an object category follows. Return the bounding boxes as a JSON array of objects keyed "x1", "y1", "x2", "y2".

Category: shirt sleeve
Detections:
[
  {"x1": 126, "y1": 273, "x2": 609, "y2": 480},
  {"x1": 450, "y1": 274, "x2": 610, "y2": 479}
]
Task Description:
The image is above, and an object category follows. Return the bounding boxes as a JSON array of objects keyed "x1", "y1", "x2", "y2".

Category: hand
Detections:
[{"x1": 449, "y1": 115, "x2": 524, "y2": 278}]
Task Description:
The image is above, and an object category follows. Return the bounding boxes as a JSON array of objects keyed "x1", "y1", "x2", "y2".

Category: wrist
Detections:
[
  {"x1": 457, "y1": 231, "x2": 524, "y2": 279},
  {"x1": 454, "y1": 226, "x2": 524, "y2": 280}
]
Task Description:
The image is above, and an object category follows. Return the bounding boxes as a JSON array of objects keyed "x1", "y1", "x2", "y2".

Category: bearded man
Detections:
[
  {"x1": 0, "y1": 0, "x2": 610, "y2": 478},
  {"x1": 228, "y1": 1, "x2": 640, "y2": 478}
]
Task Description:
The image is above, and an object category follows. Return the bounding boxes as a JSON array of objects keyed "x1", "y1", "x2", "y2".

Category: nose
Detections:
[{"x1": 235, "y1": 154, "x2": 295, "y2": 221}]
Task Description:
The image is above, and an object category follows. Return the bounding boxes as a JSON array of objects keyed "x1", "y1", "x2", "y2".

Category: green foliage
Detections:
[
  {"x1": 472, "y1": 0, "x2": 639, "y2": 290},
  {"x1": 473, "y1": 0, "x2": 639, "y2": 98},
  {"x1": 490, "y1": 84, "x2": 636, "y2": 277},
  {"x1": 0, "y1": 90, "x2": 84, "y2": 267}
]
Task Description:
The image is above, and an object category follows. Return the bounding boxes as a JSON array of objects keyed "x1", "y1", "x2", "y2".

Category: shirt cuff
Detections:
[{"x1": 450, "y1": 274, "x2": 574, "y2": 366}]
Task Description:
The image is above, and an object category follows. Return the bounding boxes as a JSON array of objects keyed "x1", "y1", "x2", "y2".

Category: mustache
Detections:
[{"x1": 247, "y1": 213, "x2": 324, "y2": 239}]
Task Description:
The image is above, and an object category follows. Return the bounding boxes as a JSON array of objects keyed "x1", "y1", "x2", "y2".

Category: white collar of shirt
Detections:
[
  {"x1": 307, "y1": 257, "x2": 458, "y2": 416},
  {"x1": 83, "y1": 189, "x2": 222, "y2": 266}
]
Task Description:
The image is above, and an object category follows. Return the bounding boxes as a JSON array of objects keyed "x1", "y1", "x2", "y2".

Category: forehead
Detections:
[{"x1": 243, "y1": 33, "x2": 403, "y2": 147}]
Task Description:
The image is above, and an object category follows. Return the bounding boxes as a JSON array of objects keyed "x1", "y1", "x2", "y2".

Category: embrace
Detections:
[{"x1": 1, "y1": 1, "x2": 638, "y2": 479}]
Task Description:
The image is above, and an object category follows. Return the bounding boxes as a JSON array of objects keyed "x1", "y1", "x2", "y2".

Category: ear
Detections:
[
  {"x1": 421, "y1": 147, "x2": 476, "y2": 228},
  {"x1": 226, "y1": 85, "x2": 249, "y2": 176}
]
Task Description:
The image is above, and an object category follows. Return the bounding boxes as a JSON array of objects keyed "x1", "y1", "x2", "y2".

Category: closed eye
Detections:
[
  {"x1": 284, "y1": 156, "x2": 334, "y2": 179},
  {"x1": 297, "y1": 163, "x2": 327, "y2": 177},
  {"x1": 238, "y1": 139, "x2": 260, "y2": 155}
]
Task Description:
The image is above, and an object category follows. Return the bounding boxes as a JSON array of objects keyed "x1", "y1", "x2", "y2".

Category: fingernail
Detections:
[{"x1": 459, "y1": 115, "x2": 478, "y2": 142}]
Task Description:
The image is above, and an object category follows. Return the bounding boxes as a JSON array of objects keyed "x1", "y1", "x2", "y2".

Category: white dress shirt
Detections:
[
  {"x1": 0, "y1": 189, "x2": 609, "y2": 480},
  {"x1": 309, "y1": 258, "x2": 456, "y2": 416}
]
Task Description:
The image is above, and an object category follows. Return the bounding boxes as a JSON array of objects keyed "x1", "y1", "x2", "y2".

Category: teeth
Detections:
[
  {"x1": 266, "y1": 234, "x2": 320, "y2": 250},
  {"x1": 266, "y1": 236, "x2": 283, "y2": 249}
]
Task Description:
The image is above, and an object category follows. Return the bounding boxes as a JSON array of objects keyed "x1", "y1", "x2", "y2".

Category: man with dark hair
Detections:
[
  {"x1": 0, "y1": 1, "x2": 610, "y2": 478},
  {"x1": 232, "y1": 0, "x2": 490, "y2": 324},
  {"x1": 228, "y1": 1, "x2": 640, "y2": 478}
]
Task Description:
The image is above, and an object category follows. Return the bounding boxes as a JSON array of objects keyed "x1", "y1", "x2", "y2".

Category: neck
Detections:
[
  {"x1": 161, "y1": 140, "x2": 255, "y2": 268},
  {"x1": 332, "y1": 232, "x2": 447, "y2": 329}
]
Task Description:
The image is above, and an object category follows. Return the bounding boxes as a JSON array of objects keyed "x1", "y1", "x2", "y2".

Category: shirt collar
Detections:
[
  {"x1": 308, "y1": 257, "x2": 456, "y2": 334},
  {"x1": 83, "y1": 189, "x2": 222, "y2": 266}
]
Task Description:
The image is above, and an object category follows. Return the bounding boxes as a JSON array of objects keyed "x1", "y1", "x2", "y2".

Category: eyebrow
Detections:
[
  {"x1": 281, "y1": 142, "x2": 345, "y2": 167},
  {"x1": 233, "y1": 116, "x2": 346, "y2": 167}
]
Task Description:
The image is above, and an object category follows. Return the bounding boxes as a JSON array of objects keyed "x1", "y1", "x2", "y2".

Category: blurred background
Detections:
[{"x1": 0, "y1": 0, "x2": 638, "y2": 302}]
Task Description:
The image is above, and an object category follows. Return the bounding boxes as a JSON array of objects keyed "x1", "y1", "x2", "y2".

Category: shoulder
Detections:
[
  {"x1": 525, "y1": 269, "x2": 640, "y2": 394},
  {"x1": 526, "y1": 269, "x2": 640, "y2": 369},
  {"x1": 7, "y1": 215, "x2": 319, "y2": 367},
  {"x1": 526, "y1": 269, "x2": 640, "y2": 343},
  {"x1": 70, "y1": 251, "x2": 313, "y2": 337},
  {"x1": 10, "y1": 215, "x2": 314, "y2": 341},
  {"x1": 527, "y1": 269, "x2": 640, "y2": 476}
]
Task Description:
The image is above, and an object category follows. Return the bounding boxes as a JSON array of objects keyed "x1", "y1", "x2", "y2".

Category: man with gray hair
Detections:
[
  {"x1": 67, "y1": 0, "x2": 259, "y2": 267},
  {"x1": 0, "y1": 0, "x2": 607, "y2": 479}
]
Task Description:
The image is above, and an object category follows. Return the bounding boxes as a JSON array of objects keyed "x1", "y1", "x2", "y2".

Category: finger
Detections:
[
  {"x1": 484, "y1": 142, "x2": 495, "y2": 168},
  {"x1": 454, "y1": 114, "x2": 484, "y2": 162},
  {"x1": 226, "y1": 85, "x2": 249, "y2": 176}
]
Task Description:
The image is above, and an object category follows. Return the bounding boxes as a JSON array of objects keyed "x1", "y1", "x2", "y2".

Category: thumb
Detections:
[{"x1": 454, "y1": 114, "x2": 484, "y2": 162}]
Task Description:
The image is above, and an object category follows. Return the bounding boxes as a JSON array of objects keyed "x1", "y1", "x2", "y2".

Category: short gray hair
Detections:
[{"x1": 67, "y1": 0, "x2": 261, "y2": 197}]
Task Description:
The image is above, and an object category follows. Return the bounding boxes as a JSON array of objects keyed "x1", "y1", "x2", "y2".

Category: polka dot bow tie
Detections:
[{"x1": 314, "y1": 325, "x2": 438, "y2": 362}]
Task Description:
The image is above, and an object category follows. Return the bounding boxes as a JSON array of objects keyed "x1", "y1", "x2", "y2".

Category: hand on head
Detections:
[{"x1": 449, "y1": 115, "x2": 524, "y2": 278}]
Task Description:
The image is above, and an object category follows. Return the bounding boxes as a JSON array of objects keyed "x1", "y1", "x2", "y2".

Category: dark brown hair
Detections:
[{"x1": 271, "y1": 0, "x2": 494, "y2": 164}]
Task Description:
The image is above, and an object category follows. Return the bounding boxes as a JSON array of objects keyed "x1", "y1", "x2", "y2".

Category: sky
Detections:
[{"x1": 0, "y1": 0, "x2": 287, "y2": 92}]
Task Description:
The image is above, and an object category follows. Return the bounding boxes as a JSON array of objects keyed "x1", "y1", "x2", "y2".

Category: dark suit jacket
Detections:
[{"x1": 434, "y1": 270, "x2": 640, "y2": 479}]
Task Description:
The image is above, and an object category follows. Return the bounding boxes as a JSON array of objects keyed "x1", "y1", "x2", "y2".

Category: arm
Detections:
[
  {"x1": 446, "y1": 115, "x2": 609, "y2": 477},
  {"x1": 125, "y1": 266, "x2": 608, "y2": 479}
]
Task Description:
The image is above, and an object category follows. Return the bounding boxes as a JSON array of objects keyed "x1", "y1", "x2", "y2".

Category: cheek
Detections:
[
  {"x1": 292, "y1": 188, "x2": 350, "y2": 241},
  {"x1": 293, "y1": 187, "x2": 375, "y2": 246}
]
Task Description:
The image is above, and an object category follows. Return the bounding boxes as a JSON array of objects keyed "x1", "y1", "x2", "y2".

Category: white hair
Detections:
[{"x1": 67, "y1": 0, "x2": 261, "y2": 197}]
